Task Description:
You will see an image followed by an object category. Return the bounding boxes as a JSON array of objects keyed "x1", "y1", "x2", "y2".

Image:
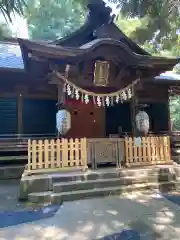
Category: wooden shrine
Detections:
[
  {"x1": 0, "y1": 0, "x2": 180, "y2": 168},
  {"x1": 17, "y1": 1, "x2": 180, "y2": 139}
]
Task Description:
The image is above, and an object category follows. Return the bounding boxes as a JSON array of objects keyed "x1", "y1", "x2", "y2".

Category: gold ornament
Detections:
[{"x1": 94, "y1": 60, "x2": 109, "y2": 87}]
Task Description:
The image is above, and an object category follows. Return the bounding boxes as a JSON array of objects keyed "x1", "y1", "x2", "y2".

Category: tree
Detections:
[
  {"x1": 0, "y1": 0, "x2": 27, "y2": 22},
  {"x1": 25, "y1": 0, "x2": 85, "y2": 40},
  {"x1": 0, "y1": 23, "x2": 12, "y2": 38}
]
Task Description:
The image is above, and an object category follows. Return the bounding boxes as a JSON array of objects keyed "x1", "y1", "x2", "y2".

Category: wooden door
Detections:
[{"x1": 65, "y1": 100, "x2": 105, "y2": 138}]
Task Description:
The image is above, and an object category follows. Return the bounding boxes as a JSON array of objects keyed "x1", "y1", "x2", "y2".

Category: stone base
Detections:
[
  {"x1": 0, "y1": 165, "x2": 25, "y2": 180},
  {"x1": 19, "y1": 165, "x2": 180, "y2": 203}
]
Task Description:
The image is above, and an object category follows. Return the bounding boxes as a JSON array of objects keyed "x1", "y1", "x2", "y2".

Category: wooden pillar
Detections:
[
  {"x1": 167, "y1": 93, "x2": 172, "y2": 135},
  {"x1": 131, "y1": 86, "x2": 138, "y2": 137},
  {"x1": 57, "y1": 82, "x2": 65, "y2": 108},
  {"x1": 17, "y1": 94, "x2": 23, "y2": 135},
  {"x1": 57, "y1": 82, "x2": 66, "y2": 138}
]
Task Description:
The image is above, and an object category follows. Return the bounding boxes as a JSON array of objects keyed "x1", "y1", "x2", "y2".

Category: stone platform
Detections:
[{"x1": 19, "y1": 165, "x2": 180, "y2": 204}]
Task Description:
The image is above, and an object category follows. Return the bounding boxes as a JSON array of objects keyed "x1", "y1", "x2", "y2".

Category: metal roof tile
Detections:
[
  {"x1": 155, "y1": 72, "x2": 180, "y2": 81},
  {"x1": 0, "y1": 43, "x2": 24, "y2": 69}
]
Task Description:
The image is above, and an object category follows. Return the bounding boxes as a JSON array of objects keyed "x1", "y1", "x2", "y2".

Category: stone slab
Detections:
[
  {"x1": 0, "y1": 165, "x2": 25, "y2": 180},
  {"x1": 28, "y1": 181, "x2": 179, "y2": 204},
  {"x1": 19, "y1": 165, "x2": 180, "y2": 201},
  {"x1": 19, "y1": 175, "x2": 52, "y2": 200}
]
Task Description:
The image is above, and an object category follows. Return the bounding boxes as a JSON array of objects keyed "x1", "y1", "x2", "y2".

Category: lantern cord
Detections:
[{"x1": 55, "y1": 71, "x2": 140, "y2": 97}]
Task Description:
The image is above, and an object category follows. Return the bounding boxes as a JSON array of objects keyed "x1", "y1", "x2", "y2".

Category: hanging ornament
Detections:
[
  {"x1": 110, "y1": 97, "x2": 114, "y2": 106},
  {"x1": 55, "y1": 71, "x2": 139, "y2": 107},
  {"x1": 116, "y1": 95, "x2": 120, "y2": 103},
  {"x1": 75, "y1": 89, "x2": 80, "y2": 100},
  {"x1": 97, "y1": 96, "x2": 101, "y2": 107},
  {"x1": 67, "y1": 84, "x2": 71, "y2": 96},
  {"x1": 127, "y1": 88, "x2": 132, "y2": 99},
  {"x1": 122, "y1": 91, "x2": 127, "y2": 100},
  {"x1": 120, "y1": 92, "x2": 124, "y2": 103},
  {"x1": 84, "y1": 94, "x2": 89, "y2": 104},
  {"x1": 105, "y1": 96, "x2": 110, "y2": 106}
]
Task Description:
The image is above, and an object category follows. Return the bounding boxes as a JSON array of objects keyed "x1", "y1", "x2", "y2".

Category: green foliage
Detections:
[
  {"x1": 0, "y1": 23, "x2": 12, "y2": 38},
  {"x1": 0, "y1": 0, "x2": 27, "y2": 22},
  {"x1": 25, "y1": 0, "x2": 85, "y2": 40},
  {"x1": 170, "y1": 97, "x2": 180, "y2": 130},
  {"x1": 115, "y1": 13, "x2": 180, "y2": 130}
]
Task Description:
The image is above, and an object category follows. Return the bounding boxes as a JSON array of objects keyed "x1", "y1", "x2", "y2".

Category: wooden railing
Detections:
[
  {"x1": 27, "y1": 138, "x2": 87, "y2": 173},
  {"x1": 125, "y1": 136, "x2": 172, "y2": 167}
]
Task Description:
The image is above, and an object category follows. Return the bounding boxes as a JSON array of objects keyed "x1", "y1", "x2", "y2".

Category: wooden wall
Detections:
[
  {"x1": 0, "y1": 72, "x2": 106, "y2": 137},
  {"x1": 0, "y1": 71, "x2": 170, "y2": 137},
  {"x1": 0, "y1": 72, "x2": 57, "y2": 135},
  {"x1": 65, "y1": 99, "x2": 105, "y2": 138}
]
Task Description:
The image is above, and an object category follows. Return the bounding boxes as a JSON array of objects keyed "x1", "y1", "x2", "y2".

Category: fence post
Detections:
[
  {"x1": 81, "y1": 138, "x2": 88, "y2": 171},
  {"x1": 28, "y1": 139, "x2": 31, "y2": 172},
  {"x1": 32, "y1": 140, "x2": 37, "y2": 170},
  {"x1": 44, "y1": 140, "x2": 49, "y2": 169}
]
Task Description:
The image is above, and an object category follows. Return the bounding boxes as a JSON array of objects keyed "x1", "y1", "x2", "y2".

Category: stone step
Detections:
[
  {"x1": 0, "y1": 165, "x2": 25, "y2": 179},
  {"x1": 51, "y1": 167, "x2": 173, "y2": 183},
  {"x1": 28, "y1": 181, "x2": 180, "y2": 204},
  {"x1": 52, "y1": 181, "x2": 179, "y2": 204},
  {"x1": 53, "y1": 175, "x2": 166, "y2": 193},
  {"x1": 28, "y1": 191, "x2": 52, "y2": 203}
]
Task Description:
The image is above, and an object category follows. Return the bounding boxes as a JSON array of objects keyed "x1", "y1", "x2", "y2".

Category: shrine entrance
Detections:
[{"x1": 65, "y1": 100, "x2": 105, "y2": 138}]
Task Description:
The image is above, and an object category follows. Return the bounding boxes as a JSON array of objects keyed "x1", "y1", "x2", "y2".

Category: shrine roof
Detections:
[
  {"x1": 17, "y1": 0, "x2": 179, "y2": 75},
  {"x1": 18, "y1": 37, "x2": 180, "y2": 73}
]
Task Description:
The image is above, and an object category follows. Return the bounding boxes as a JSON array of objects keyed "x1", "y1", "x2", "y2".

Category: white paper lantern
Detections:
[
  {"x1": 56, "y1": 110, "x2": 71, "y2": 135},
  {"x1": 135, "y1": 111, "x2": 149, "y2": 134}
]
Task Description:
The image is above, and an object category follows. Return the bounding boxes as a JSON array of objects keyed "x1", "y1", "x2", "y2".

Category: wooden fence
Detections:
[
  {"x1": 27, "y1": 136, "x2": 172, "y2": 173},
  {"x1": 28, "y1": 138, "x2": 87, "y2": 173},
  {"x1": 125, "y1": 136, "x2": 172, "y2": 167}
]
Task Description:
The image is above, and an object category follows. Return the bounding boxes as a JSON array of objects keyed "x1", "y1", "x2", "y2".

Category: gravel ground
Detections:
[
  {"x1": 0, "y1": 180, "x2": 45, "y2": 212},
  {"x1": 0, "y1": 180, "x2": 24, "y2": 211}
]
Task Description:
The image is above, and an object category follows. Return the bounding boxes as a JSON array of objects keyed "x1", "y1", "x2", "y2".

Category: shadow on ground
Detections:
[
  {"x1": 1, "y1": 191, "x2": 180, "y2": 239},
  {"x1": 1, "y1": 176, "x2": 180, "y2": 239},
  {"x1": 0, "y1": 205, "x2": 60, "y2": 228}
]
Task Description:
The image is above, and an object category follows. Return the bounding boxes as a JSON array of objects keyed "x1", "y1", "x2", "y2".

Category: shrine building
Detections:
[{"x1": 0, "y1": 0, "x2": 180, "y2": 139}]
